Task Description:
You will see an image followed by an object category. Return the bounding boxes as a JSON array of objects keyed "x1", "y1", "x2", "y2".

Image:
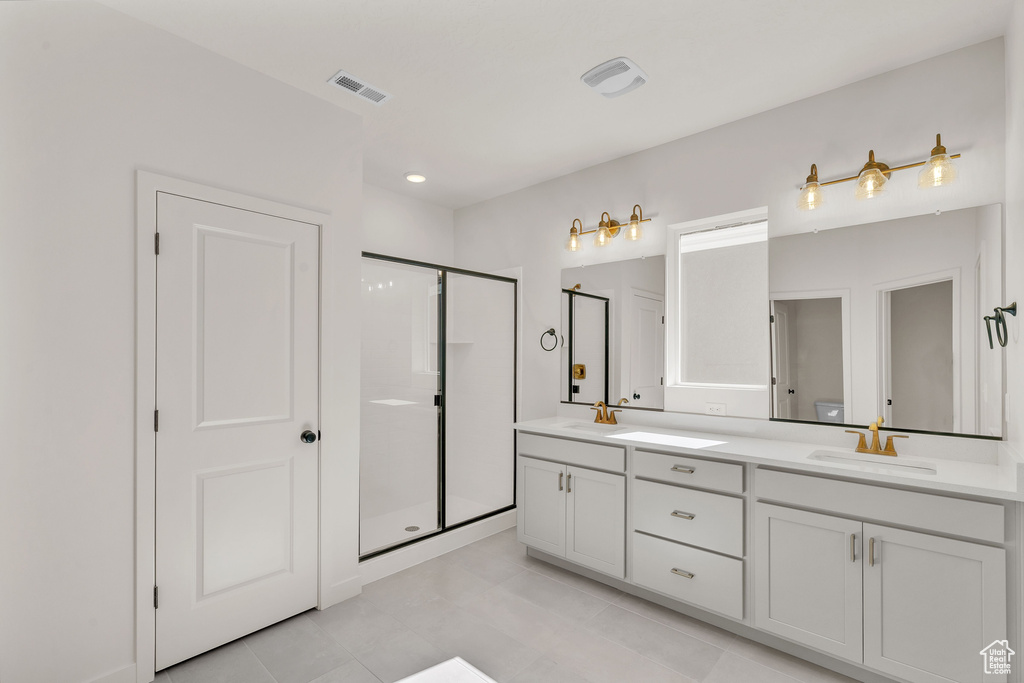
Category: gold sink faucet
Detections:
[
  {"x1": 846, "y1": 416, "x2": 908, "y2": 456},
  {"x1": 591, "y1": 401, "x2": 623, "y2": 424}
]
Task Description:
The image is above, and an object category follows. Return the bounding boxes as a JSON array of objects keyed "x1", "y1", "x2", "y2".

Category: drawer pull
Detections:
[
  {"x1": 670, "y1": 510, "x2": 696, "y2": 520},
  {"x1": 670, "y1": 465, "x2": 695, "y2": 474},
  {"x1": 869, "y1": 537, "x2": 876, "y2": 567},
  {"x1": 558, "y1": 472, "x2": 563, "y2": 491},
  {"x1": 850, "y1": 533, "x2": 856, "y2": 563},
  {"x1": 567, "y1": 473, "x2": 572, "y2": 493},
  {"x1": 670, "y1": 568, "x2": 695, "y2": 579}
]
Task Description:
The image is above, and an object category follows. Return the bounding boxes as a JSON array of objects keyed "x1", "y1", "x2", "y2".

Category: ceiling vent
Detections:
[
  {"x1": 581, "y1": 57, "x2": 648, "y2": 99},
  {"x1": 327, "y1": 69, "x2": 392, "y2": 106}
]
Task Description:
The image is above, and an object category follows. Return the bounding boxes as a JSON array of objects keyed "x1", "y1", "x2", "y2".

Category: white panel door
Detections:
[
  {"x1": 629, "y1": 292, "x2": 664, "y2": 409},
  {"x1": 863, "y1": 524, "x2": 1006, "y2": 683},
  {"x1": 565, "y1": 466, "x2": 625, "y2": 578},
  {"x1": 516, "y1": 457, "x2": 566, "y2": 557},
  {"x1": 754, "y1": 504, "x2": 862, "y2": 662},
  {"x1": 155, "y1": 193, "x2": 319, "y2": 669}
]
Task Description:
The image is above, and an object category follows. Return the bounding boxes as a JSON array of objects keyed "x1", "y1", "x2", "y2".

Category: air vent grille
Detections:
[
  {"x1": 580, "y1": 57, "x2": 648, "y2": 99},
  {"x1": 327, "y1": 69, "x2": 392, "y2": 106},
  {"x1": 583, "y1": 60, "x2": 629, "y2": 87}
]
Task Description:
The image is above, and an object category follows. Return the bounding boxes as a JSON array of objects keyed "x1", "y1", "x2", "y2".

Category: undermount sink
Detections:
[{"x1": 808, "y1": 450, "x2": 937, "y2": 475}]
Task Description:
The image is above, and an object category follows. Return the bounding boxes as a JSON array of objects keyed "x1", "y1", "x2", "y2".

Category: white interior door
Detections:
[
  {"x1": 771, "y1": 301, "x2": 794, "y2": 419},
  {"x1": 155, "y1": 193, "x2": 320, "y2": 670},
  {"x1": 629, "y1": 291, "x2": 664, "y2": 408}
]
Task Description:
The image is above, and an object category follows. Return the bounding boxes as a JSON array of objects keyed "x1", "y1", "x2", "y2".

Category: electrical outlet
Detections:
[{"x1": 705, "y1": 402, "x2": 726, "y2": 416}]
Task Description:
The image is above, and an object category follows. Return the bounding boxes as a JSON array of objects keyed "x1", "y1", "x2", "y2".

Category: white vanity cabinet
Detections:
[
  {"x1": 755, "y1": 470, "x2": 1007, "y2": 683},
  {"x1": 516, "y1": 434, "x2": 626, "y2": 578}
]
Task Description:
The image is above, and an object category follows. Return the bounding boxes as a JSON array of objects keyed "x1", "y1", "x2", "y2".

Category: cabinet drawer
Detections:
[
  {"x1": 634, "y1": 450, "x2": 743, "y2": 493},
  {"x1": 633, "y1": 479, "x2": 744, "y2": 557},
  {"x1": 518, "y1": 432, "x2": 625, "y2": 472},
  {"x1": 756, "y1": 469, "x2": 1004, "y2": 544},
  {"x1": 632, "y1": 532, "x2": 743, "y2": 620}
]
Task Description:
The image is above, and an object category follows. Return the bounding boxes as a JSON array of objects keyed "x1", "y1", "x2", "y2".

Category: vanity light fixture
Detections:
[
  {"x1": 564, "y1": 205, "x2": 651, "y2": 251},
  {"x1": 796, "y1": 134, "x2": 960, "y2": 210}
]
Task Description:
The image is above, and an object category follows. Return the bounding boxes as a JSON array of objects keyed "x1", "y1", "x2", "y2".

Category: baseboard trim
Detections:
[
  {"x1": 319, "y1": 573, "x2": 362, "y2": 610},
  {"x1": 359, "y1": 511, "x2": 516, "y2": 585},
  {"x1": 85, "y1": 663, "x2": 136, "y2": 683}
]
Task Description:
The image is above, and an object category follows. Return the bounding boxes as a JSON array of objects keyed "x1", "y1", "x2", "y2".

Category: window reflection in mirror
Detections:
[
  {"x1": 561, "y1": 256, "x2": 665, "y2": 410},
  {"x1": 769, "y1": 204, "x2": 1003, "y2": 438}
]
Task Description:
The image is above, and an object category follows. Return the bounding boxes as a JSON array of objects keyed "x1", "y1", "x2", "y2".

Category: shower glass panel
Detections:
[
  {"x1": 359, "y1": 260, "x2": 441, "y2": 555},
  {"x1": 360, "y1": 254, "x2": 518, "y2": 558},
  {"x1": 445, "y1": 273, "x2": 516, "y2": 526}
]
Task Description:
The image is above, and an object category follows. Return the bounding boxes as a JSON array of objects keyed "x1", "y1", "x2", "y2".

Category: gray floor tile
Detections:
[
  {"x1": 585, "y1": 604, "x2": 724, "y2": 680},
  {"x1": 308, "y1": 596, "x2": 407, "y2": 656},
  {"x1": 462, "y1": 585, "x2": 578, "y2": 654},
  {"x1": 728, "y1": 637, "x2": 859, "y2": 682},
  {"x1": 525, "y1": 561, "x2": 622, "y2": 603},
  {"x1": 164, "y1": 640, "x2": 275, "y2": 683},
  {"x1": 441, "y1": 542, "x2": 528, "y2": 586},
  {"x1": 613, "y1": 592, "x2": 737, "y2": 649},
  {"x1": 405, "y1": 601, "x2": 544, "y2": 681},
  {"x1": 310, "y1": 659, "x2": 382, "y2": 683},
  {"x1": 547, "y1": 626, "x2": 695, "y2": 683},
  {"x1": 154, "y1": 672, "x2": 173, "y2": 683},
  {"x1": 244, "y1": 613, "x2": 353, "y2": 683},
  {"x1": 350, "y1": 627, "x2": 447, "y2": 683},
  {"x1": 498, "y1": 570, "x2": 611, "y2": 623},
  {"x1": 705, "y1": 652, "x2": 802, "y2": 683},
  {"x1": 508, "y1": 656, "x2": 592, "y2": 683},
  {"x1": 361, "y1": 557, "x2": 495, "y2": 619}
]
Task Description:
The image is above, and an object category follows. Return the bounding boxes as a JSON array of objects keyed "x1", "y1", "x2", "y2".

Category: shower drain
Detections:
[{"x1": 405, "y1": 526, "x2": 420, "y2": 532}]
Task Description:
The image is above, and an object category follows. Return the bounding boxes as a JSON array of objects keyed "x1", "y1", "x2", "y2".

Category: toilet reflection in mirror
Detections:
[
  {"x1": 561, "y1": 256, "x2": 665, "y2": 410},
  {"x1": 769, "y1": 204, "x2": 1003, "y2": 437}
]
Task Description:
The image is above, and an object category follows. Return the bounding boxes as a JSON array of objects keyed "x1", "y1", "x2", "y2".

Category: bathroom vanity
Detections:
[{"x1": 514, "y1": 418, "x2": 1023, "y2": 683}]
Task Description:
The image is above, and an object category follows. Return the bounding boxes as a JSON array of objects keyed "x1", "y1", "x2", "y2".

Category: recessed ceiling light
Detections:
[{"x1": 405, "y1": 173, "x2": 426, "y2": 183}]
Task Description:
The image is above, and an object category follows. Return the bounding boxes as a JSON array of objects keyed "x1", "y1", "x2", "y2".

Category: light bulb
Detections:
[
  {"x1": 855, "y1": 168, "x2": 886, "y2": 199},
  {"x1": 624, "y1": 220, "x2": 643, "y2": 240},
  {"x1": 918, "y1": 134, "x2": 957, "y2": 189},
  {"x1": 565, "y1": 220, "x2": 584, "y2": 252},
  {"x1": 796, "y1": 164, "x2": 823, "y2": 211},
  {"x1": 594, "y1": 225, "x2": 613, "y2": 247}
]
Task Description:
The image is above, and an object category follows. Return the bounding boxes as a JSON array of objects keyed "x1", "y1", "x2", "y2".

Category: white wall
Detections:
[
  {"x1": 1006, "y1": 1, "x2": 1024, "y2": 454},
  {"x1": 454, "y1": 39, "x2": 1006, "y2": 422},
  {"x1": 0, "y1": 3, "x2": 362, "y2": 682},
  {"x1": 363, "y1": 183, "x2": 454, "y2": 265}
]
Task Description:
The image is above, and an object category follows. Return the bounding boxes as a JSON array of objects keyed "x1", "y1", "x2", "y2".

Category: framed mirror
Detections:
[
  {"x1": 768, "y1": 204, "x2": 1004, "y2": 438},
  {"x1": 561, "y1": 256, "x2": 665, "y2": 410}
]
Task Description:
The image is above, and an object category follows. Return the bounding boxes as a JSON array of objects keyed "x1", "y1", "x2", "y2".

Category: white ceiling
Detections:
[{"x1": 98, "y1": 0, "x2": 1011, "y2": 209}]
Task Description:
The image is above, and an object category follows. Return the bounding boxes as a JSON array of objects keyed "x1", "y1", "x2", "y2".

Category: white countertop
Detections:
[{"x1": 515, "y1": 417, "x2": 1024, "y2": 501}]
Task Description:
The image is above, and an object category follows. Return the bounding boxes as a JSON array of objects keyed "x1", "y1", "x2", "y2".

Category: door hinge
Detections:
[
  {"x1": 153, "y1": 585, "x2": 159, "y2": 609},
  {"x1": 433, "y1": 394, "x2": 442, "y2": 407},
  {"x1": 661, "y1": 315, "x2": 665, "y2": 324},
  {"x1": 154, "y1": 232, "x2": 160, "y2": 255},
  {"x1": 660, "y1": 377, "x2": 663, "y2": 386},
  {"x1": 772, "y1": 377, "x2": 777, "y2": 385},
  {"x1": 154, "y1": 409, "x2": 159, "y2": 432},
  {"x1": 770, "y1": 314, "x2": 775, "y2": 323}
]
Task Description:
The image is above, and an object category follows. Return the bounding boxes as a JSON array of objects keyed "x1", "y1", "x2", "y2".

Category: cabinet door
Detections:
[
  {"x1": 754, "y1": 504, "x2": 862, "y2": 662},
  {"x1": 863, "y1": 524, "x2": 1006, "y2": 683},
  {"x1": 516, "y1": 457, "x2": 566, "y2": 557},
  {"x1": 565, "y1": 466, "x2": 625, "y2": 578}
]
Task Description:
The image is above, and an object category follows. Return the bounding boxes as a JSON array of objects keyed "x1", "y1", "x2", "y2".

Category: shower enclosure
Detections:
[{"x1": 359, "y1": 253, "x2": 517, "y2": 558}]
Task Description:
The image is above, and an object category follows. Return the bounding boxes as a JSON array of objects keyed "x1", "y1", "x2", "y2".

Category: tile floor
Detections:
[{"x1": 158, "y1": 527, "x2": 860, "y2": 683}]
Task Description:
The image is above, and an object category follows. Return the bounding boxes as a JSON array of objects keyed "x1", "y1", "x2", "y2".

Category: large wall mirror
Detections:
[
  {"x1": 769, "y1": 204, "x2": 1004, "y2": 438},
  {"x1": 561, "y1": 256, "x2": 665, "y2": 410}
]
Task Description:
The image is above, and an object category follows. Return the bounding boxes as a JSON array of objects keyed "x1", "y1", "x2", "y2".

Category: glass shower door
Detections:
[
  {"x1": 359, "y1": 260, "x2": 440, "y2": 555},
  {"x1": 444, "y1": 272, "x2": 516, "y2": 526}
]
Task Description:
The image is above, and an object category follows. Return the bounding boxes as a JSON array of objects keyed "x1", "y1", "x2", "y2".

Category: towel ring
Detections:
[{"x1": 540, "y1": 328, "x2": 561, "y2": 352}]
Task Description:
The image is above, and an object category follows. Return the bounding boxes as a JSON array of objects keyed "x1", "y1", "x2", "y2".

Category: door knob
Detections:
[
  {"x1": 633, "y1": 392, "x2": 640, "y2": 400},
  {"x1": 300, "y1": 430, "x2": 318, "y2": 443}
]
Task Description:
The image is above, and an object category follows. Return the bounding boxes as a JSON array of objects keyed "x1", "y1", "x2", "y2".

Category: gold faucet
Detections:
[
  {"x1": 846, "y1": 416, "x2": 908, "y2": 456},
  {"x1": 591, "y1": 401, "x2": 623, "y2": 424}
]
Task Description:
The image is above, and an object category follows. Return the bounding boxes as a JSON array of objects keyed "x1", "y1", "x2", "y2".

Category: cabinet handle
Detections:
[
  {"x1": 850, "y1": 533, "x2": 856, "y2": 563},
  {"x1": 670, "y1": 510, "x2": 696, "y2": 520},
  {"x1": 558, "y1": 472, "x2": 563, "y2": 491},
  {"x1": 670, "y1": 568, "x2": 695, "y2": 579},
  {"x1": 869, "y1": 537, "x2": 876, "y2": 567},
  {"x1": 567, "y1": 473, "x2": 572, "y2": 493},
  {"x1": 670, "y1": 465, "x2": 695, "y2": 474}
]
